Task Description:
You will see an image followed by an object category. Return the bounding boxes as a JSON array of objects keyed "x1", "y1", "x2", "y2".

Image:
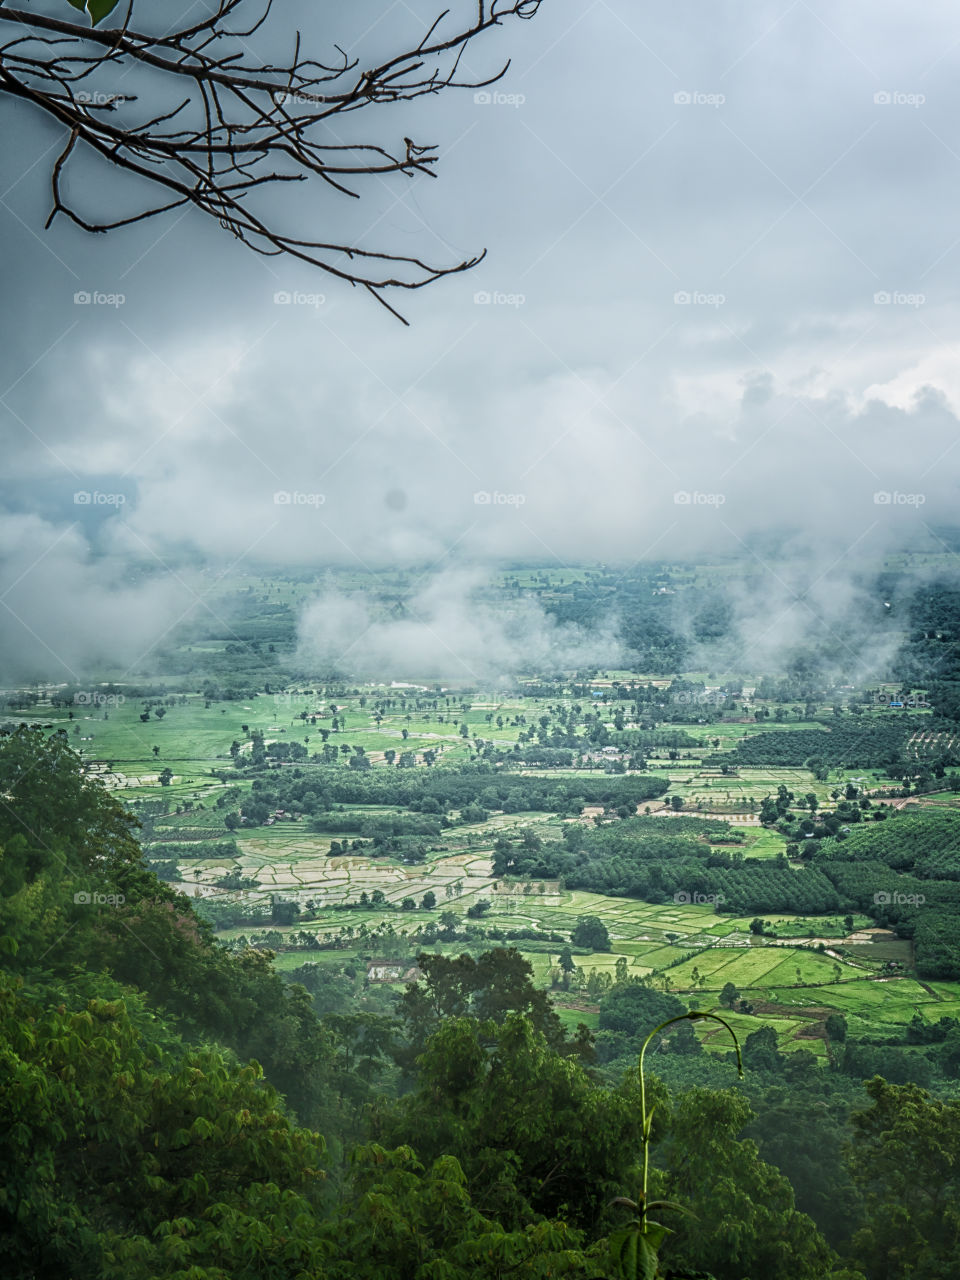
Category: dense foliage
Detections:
[
  {"x1": 727, "y1": 723, "x2": 915, "y2": 768},
  {"x1": 237, "y1": 763, "x2": 669, "y2": 817},
  {"x1": 815, "y1": 812, "x2": 960, "y2": 977},
  {"x1": 501, "y1": 816, "x2": 844, "y2": 913},
  {"x1": 3, "y1": 725, "x2": 960, "y2": 1279}
]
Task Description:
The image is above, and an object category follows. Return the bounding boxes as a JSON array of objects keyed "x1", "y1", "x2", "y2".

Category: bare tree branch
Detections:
[{"x1": 0, "y1": 0, "x2": 541, "y2": 321}]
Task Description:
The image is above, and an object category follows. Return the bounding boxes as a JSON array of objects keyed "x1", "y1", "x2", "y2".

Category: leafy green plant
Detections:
[
  {"x1": 64, "y1": 0, "x2": 120, "y2": 25},
  {"x1": 607, "y1": 1012, "x2": 744, "y2": 1280}
]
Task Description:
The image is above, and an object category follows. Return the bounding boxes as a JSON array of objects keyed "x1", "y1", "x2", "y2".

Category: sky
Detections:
[{"x1": 3, "y1": 0, "x2": 960, "y2": 679}]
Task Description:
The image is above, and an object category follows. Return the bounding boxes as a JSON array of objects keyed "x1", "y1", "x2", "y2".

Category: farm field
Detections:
[
  {"x1": 195, "y1": 825, "x2": 959, "y2": 1055},
  {"x1": 5, "y1": 563, "x2": 957, "y2": 1075},
  {"x1": 10, "y1": 678, "x2": 921, "y2": 804}
]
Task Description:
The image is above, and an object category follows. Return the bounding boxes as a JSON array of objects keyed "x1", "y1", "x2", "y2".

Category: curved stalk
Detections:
[{"x1": 637, "y1": 1011, "x2": 744, "y2": 1224}]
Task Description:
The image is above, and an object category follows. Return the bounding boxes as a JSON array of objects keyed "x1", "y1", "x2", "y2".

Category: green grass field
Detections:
[{"x1": 9, "y1": 646, "x2": 947, "y2": 1063}]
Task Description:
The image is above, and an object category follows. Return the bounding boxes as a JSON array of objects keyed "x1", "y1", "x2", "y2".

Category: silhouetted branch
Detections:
[{"x1": 0, "y1": 0, "x2": 541, "y2": 320}]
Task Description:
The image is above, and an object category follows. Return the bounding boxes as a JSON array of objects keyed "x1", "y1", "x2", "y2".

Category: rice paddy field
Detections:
[
  {"x1": 181, "y1": 818, "x2": 960, "y2": 1058},
  {"x1": 7, "y1": 654, "x2": 954, "y2": 1062}
]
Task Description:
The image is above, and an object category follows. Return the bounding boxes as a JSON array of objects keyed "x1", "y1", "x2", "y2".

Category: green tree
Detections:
[
  {"x1": 374, "y1": 1013, "x2": 643, "y2": 1231},
  {"x1": 668, "y1": 1019, "x2": 703, "y2": 1056},
  {"x1": 742, "y1": 1080, "x2": 860, "y2": 1254},
  {"x1": 598, "y1": 983, "x2": 684, "y2": 1040},
  {"x1": 655, "y1": 1086, "x2": 836, "y2": 1280},
  {"x1": 719, "y1": 981, "x2": 740, "y2": 1008},
  {"x1": 397, "y1": 950, "x2": 573, "y2": 1058},
  {"x1": 325, "y1": 1143, "x2": 594, "y2": 1279},
  {"x1": 742, "y1": 1025, "x2": 784, "y2": 1073},
  {"x1": 0, "y1": 974, "x2": 330, "y2": 1280},
  {"x1": 825, "y1": 1013, "x2": 847, "y2": 1043},
  {"x1": 571, "y1": 916, "x2": 611, "y2": 952},
  {"x1": 847, "y1": 1078, "x2": 960, "y2": 1279},
  {"x1": 760, "y1": 797, "x2": 779, "y2": 825},
  {"x1": 0, "y1": 727, "x2": 333, "y2": 1126}
]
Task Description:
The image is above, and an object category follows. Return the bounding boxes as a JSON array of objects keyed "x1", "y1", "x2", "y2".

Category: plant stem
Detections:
[{"x1": 637, "y1": 1011, "x2": 744, "y2": 1224}]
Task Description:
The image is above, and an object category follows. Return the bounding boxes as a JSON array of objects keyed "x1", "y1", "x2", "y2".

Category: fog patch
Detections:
[{"x1": 293, "y1": 568, "x2": 625, "y2": 683}]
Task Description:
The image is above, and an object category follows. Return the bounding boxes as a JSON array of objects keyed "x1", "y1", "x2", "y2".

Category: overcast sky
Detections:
[{"x1": 3, "y1": 0, "x2": 960, "y2": 677}]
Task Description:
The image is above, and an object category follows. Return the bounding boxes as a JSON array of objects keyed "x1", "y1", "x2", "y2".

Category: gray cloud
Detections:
[
  {"x1": 0, "y1": 513, "x2": 194, "y2": 682},
  {"x1": 293, "y1": 567, "x2": 625, "y2": 683},
  {"x1": 4, "y1": 1, "x2": 960, "y2": 676}
]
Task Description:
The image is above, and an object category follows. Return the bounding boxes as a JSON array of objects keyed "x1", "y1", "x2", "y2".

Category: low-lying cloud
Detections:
[
  {"x1": 293, "y1": 569, "x2": 625, "y2": 683},
  {"x1": 0, "y1": 513, "x2": 193, "y2": 684}
]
